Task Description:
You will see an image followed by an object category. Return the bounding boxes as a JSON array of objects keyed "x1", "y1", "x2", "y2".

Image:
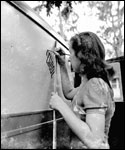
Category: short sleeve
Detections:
[{"x1": 83, "y1": 78, "x2": 109, "y2": 115}]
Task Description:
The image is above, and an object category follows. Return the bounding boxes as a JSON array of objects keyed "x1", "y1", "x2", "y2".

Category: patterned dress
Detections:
[{"x1": 70, "y1": 77, "x2": 115, "y2": 149}]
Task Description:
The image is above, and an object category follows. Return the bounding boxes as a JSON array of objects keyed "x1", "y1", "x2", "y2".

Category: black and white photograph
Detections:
[{"x1": 1, "y1": 1, "x2": 124, "y2": 149}]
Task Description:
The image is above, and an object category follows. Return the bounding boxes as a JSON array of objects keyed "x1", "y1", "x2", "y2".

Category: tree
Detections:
[
  {"x1": 33, "y1": 1, "x2": 124, "y2": 58},
  {"x1": 88, "y1": 1, "x2": 124, "y2": 58},
  {"x1": 33, "y1": 1, "x2": 70, "y2": 39},
  {"x1": 33, "y1": 1, "x2": 80, "y2": 40}
]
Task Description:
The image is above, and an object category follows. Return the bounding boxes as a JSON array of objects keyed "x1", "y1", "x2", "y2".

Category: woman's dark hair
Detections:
[{"x1": 70, "y1": 31, "x2": 115, "y2": 88}]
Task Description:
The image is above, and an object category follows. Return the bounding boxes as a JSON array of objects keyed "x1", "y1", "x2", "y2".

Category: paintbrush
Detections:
[{"x1": 47, "y1": 49, "x2": 70, "y2": 56}]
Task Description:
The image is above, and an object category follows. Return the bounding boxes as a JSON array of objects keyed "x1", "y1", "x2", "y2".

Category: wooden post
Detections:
[
  {"x1": 53, "y1": 110, "x2": 57, "y2": 149},
  {"x1": 53, "y1": 51, "x2": 57, "y2": 149}
]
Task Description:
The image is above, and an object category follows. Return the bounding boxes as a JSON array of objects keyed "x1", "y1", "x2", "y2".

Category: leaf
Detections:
[{"x1": 104, "y1": 27, "x2": 113, "y2": 36}]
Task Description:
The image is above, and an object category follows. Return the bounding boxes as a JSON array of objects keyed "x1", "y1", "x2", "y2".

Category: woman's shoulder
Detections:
[
  {"x1": 82, "y1": 77, "x2": 111, "y2": 112},
  {"x1": 86, "y1": 77, "x2": 109, "y2": 96}
]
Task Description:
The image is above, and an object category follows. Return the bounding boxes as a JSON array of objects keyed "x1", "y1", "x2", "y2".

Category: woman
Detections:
[{"x1": 50, "y1": 32, "x2": 115, "y2": 149}]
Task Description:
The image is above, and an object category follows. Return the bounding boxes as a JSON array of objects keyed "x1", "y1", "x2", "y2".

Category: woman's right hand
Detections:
[{"x1": 54, "y1": 48, "x2": 66, "y2": 66}]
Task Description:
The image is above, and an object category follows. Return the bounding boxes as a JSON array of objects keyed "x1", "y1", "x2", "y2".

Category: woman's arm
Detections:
[
  {"x1": 60, "y1": 64, "x2": 79, "y2": 100},
  {"x1": 58, "y1": 101, "x2": 105, "y2": 149},
  {"x1": 50, "y1": 93, "x2": 107, "y2": 149},
  {"x1": 55, "y1": 51, "x2": 79, "y2": 100}
]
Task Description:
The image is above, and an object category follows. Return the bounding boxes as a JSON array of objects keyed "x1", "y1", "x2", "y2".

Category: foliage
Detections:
[
  {"x1": 88, "y1": 1, "x2": 124, "y2": 57},
  {"x1": 33, "y1": 1, "x2": 124, "y2": 58},
  {"x1": 34, "y1": 1, "x2": 73, "y2": 16}
]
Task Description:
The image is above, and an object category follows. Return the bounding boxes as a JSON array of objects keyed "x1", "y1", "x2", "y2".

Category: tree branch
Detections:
[{"x1": 99, "y1": 35, "x2": 113, "y2": 47}]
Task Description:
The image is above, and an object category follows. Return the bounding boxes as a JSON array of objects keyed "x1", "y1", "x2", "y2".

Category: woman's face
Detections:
[{"x1": 69, "y1": 45, "x2": 81, "y2": 73}]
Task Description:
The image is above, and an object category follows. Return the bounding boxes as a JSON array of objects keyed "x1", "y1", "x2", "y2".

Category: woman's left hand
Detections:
[{"x1": 50, "y1": 92, "x2": 64, "y2": 110}]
